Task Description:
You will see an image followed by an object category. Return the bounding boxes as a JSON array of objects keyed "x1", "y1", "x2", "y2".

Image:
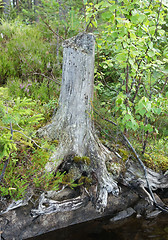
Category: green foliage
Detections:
[
  {"x1": 0, "y1": 86, "x2": 43, "y2": 158},
  {"x1": 43, "y1": 99, "x2": 59, "y2": 119},
  {"x1": 37, "y1": 0, "x2": 84, "y2": 36},
  {"x1": 0, "y1": 0, "x2": 167, "y2": 199},
  {"x1": 7, "y1": 78, "x2": 59, "y2": 103},
  {"x1": 0, "y1": 144, "x2": 65, "y2": 199},
  {"x1": 87, "y1": 0, "x2": 168, "y2": 154},
  {"x1": 0, "y1": 86, "x2": 64, "y2": 200},
  {"x1": 140, "y1": 137, "x2": 168, "y2": 172},
  {"x1": 0, "y1": 20, "x2": 61, "y2": 85}
]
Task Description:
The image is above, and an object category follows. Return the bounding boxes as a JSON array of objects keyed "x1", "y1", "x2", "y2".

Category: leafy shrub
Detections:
[
  {"x1": 89, "y1": 0, "x2": 168, "y2": 153},
  {"x1": 0, "y1": 20, "x2": 61, "y2": 85}
]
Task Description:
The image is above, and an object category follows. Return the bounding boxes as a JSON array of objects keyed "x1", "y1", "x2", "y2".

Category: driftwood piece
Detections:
[
  {"x1": 123, "y1": 160, "x2": 168, "y2": 189},
  {"x1": 31, "y1": 193, "x2": 89, "y2": 217},
  {"x1": 120, "y1": 160, "x2": 168, "y2": 212}
]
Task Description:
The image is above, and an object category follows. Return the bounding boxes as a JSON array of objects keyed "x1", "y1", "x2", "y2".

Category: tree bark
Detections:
[
  {"x1": 34, "y1": 0, "x2": 40, "y2": 22},
  {"x1": 2, "y1": 0, "x2": 10, "y2": 16},
  {"x1": 38, "y1": 33, "x2": 120, "y2": 211}
]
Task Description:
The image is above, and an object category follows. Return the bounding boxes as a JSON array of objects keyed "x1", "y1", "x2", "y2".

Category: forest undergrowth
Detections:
[{"x1": 0, "y1": 0, "x2": 168, "y2": 201}]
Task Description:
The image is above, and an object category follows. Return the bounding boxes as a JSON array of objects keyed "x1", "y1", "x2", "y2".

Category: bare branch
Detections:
[
  {"x1": 161, "y1": 77, "x2": 168, "y2": 93},
  {"x1": 0, "y1": 126, "x2": 47, "y2": 150},
  {"x1": 32, "y1": 73, "x2": 61, "y2": 85},
  {"x1": 40, "y1": 16, "x2": 65, "y2": 40},
  {"x1": 0, "y1": 158, "x2": 9, "y2": 183}
]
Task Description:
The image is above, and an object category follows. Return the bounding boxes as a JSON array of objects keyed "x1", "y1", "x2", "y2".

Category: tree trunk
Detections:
[
  {"x1": 34, "y1": 0, "x2": 39, "y2": 6},
  {"x1": 2, "y1": 0, "x2": 10, "y2": 16},
  {"x1": 34, "y1": 0, "x2": 40, "y2": 22},
  {"x1": 38, "y1": 33, "x2": 120, "y2": 211}
]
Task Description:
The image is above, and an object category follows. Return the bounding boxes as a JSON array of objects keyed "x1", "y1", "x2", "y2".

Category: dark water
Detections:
[{"x1": 30, "y1": 213, "x2": 168, "y2": 240}]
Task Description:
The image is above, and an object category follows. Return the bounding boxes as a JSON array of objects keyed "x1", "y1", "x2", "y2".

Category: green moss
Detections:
[
  {"x1": 82, "y1": 156, "x2": 91, "y2": 165},
  {"x1": 50, "y1": 139, "x2": 59, "y2": 146},
  {"x1": 62, "y1": 173, "x2": 74, "y2": 184},
  {"x1": 78, "y1": 176, "x2": 92, "y2": 187},
  {"x1": 73, "y1": 156, "x2": 82, "y2": 162},
  {"x1": 73, "y1": 156, "x2": 91, "y2": 165},
  {"x1": 106, "y1": 162, "x2": 122, "y2": 176},
  {"x1": 143, "y1": 152, "x2": 168, "y2": 172},
  {"x1": 118, "y1": 148, "x2": 130, "y2": 161}
]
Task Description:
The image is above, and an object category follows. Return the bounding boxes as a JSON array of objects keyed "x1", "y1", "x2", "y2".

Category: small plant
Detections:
[
  {"x1": 73, "y1": 156, "x2": 91, "y2": 165},
  {"x1": 43, "y1": 99, "x2": 58, "y2": 119},
  {"x1": 7, "y1": 78, "x2": 60, "y2": 103},
  {"x1": 142, "y1": 138, "x2": 168, "y2": 172},
  {"x1": 0, "y1": 86, "x2": 80, "y2": 200}
]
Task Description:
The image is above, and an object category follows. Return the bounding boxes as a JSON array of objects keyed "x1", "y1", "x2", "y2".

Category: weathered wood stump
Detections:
[{"x1": 38, "y1": 32, "x2": 120, "y2": 211}]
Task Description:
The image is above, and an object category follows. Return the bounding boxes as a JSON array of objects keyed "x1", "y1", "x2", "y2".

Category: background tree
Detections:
[{"x1": 2, "y1": 0, "x2": 10, "y2": 16}]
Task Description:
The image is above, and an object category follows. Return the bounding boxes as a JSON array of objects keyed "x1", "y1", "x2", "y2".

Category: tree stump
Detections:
[{"x1": 38, "y1": 33, "x2": 120, "y2": 211}]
